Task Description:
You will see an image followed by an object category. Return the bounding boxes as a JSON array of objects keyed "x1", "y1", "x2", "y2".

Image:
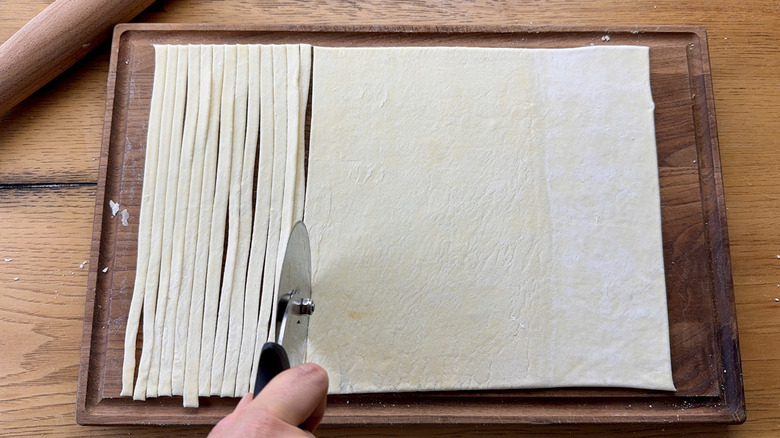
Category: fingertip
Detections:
[
  {"x1": 298, "y1": 362, "x2": 329, "y2": 389},
  {"x1": 295, "y1": 363, "x2": 328, "y2": 433}
]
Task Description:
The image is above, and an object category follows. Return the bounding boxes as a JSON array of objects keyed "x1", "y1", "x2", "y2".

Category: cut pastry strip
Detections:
[
  {"x1": 133, "y1": 45, "x2": 180, "y2": 400},
  {"x1": 183, "y1": 44, "x2": 214, "y2": 408},
  {"x1": 293, "y1": 44, "x2": 311, "y2": 223},
  {"x1": 168, "y1": 45, "x2": 202, "y2": 396},
  {"x1": 121, "y1": 44, "x2": 167, "y2": 397},
  {"x1": 199, "y1": 44, "x2": 233, "y2": 395},
  {"x1": 243, "y1": 44, "x2": 275, "y2": 394},
  {"x1": 206, "y1": 46, "x2": 238, "y2": 395},
  {"x1": 152, "y1": 46, "x2": 188, "y2": 397},
  {"x1": 260, "y1": 44, "x2": 289, "y2": 348},
  {"x1": 218, "y1": 44, "x2": 251, "y2": 397},
  {"x1": 195, "y1": 46, "x2": 225, "y2": 397},
  {"x1": 274, "y1": 44, "x2": 301, "y2": 297},
  {"x1": 221, "y1": 44, "x2": 261, "y2": 396},
  {"x1": 155, "y1": 45, "x2": 190, "y2": 396},
  {"x1": 126, "y1": 43, "x2": 312, "y2": 403}
]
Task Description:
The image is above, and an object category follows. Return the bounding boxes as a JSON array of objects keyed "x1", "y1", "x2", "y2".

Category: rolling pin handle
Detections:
[{"x1": 0, "y1": 0, "x2": 155, "y2": 117}]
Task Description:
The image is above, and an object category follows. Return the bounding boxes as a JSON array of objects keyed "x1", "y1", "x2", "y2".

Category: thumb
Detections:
[{"x1": 252, "y1": 362, "x2": 329, "y2": 430}]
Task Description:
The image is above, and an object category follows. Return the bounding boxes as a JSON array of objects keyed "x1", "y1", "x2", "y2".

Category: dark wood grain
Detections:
[{"x1": 76, "y1": 24, "x2": 743, "y2": 426}]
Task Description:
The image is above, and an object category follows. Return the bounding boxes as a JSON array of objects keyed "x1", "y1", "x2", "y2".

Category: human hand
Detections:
[{"x1": 209, "y1": 363, "x2": 328, "y2": 437}]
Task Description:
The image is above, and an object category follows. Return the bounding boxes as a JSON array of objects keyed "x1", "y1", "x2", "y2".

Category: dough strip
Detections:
[{"x1": 120, "y1": 44, "x2": 167, "y2": 397}]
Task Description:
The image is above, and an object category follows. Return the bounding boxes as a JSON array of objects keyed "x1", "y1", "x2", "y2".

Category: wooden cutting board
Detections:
[{"x1": 76, "y1": 23, "x2": 744, "y2": 425}]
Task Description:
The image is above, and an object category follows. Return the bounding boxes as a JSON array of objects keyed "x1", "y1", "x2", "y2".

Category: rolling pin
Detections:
[{"x1": 0, "y1": 0, "x2": 156, "y2": 117}]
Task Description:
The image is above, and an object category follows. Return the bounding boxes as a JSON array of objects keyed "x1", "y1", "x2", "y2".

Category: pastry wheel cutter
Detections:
[{"x1": 253, "y1": 221, "x2": 315, "y2": 395}]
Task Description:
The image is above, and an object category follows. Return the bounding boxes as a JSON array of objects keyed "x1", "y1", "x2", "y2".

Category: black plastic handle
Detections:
[{"x1": 253, "y1": 342, "x2": 290, "y2": 396}]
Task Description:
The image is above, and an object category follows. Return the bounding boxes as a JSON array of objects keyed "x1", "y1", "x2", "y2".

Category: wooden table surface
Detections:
[{"x1": 1, "y1": 1, "x2": 778, "y2": 436}]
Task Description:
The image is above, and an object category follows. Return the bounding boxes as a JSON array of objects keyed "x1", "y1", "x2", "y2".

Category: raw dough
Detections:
[
  {"x1": 121, "y1": 44, "x2": 167, "y2": 397},
  {"x1": 243, "y1": 45, "x2": 276, "y2": 394},
  {"x1": 183, "y1": 44, "x2": 214, "y2": 408},
  {"x1": 196, "y1": 45, "x2": 226, "y2": 397},
  {"x1": 170, "y1": 45, "x2": 202, "y2": 396},
  {"x1": 294, "y1": 45, "x2": 311, "y2": 223},
  {"x1": 233, "y1": 44, "x2": 265, "y2": 395},
  {"x1": 304, "y1": 46, "x2": 675, "y2": 394},
  {"x1": 260, "y1": 45, "x2": 289, "y2": 345},
  {"x1": 152, "y1": 45, "x2": 188, "y2": 397},
  {"x1": 275, "y1": 44, "x2": 302, "y2": 291},
  {"x1": 132, "y1": 45, "x2": 180, "y2": 400},
  {"x1": 124, "y1": 43, "x2": 313, "y2": 404},
  {"x1": 213, "y1": 44, "x2": 249, "y2": 397},
  {"x1": 221, "y1": 44, "x2": 256, "y2": 397},
  {"x1": 207, "y1": 45, "x2": 237, "y2": 395}
]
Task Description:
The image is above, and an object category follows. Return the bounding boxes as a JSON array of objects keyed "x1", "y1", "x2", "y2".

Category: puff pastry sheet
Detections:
[{"x1": 304, "y1": 46, "x2": 675, "y2": 394}]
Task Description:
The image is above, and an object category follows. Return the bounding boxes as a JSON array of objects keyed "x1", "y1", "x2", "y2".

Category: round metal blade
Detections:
[{"x1": 276, "y1": 221, "x2": 312, "y2": 367}]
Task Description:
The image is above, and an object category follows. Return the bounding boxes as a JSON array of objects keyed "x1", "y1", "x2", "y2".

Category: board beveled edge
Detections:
[
  {"x1": 76, "y1": 24, "x2": 126, "y2": 426},
  {"x1": 688, "y1": 26, "x2": 746, "y2": 424},
  {"x1": 75, "y1": 23, "x2": 745, "y2": 426}
]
